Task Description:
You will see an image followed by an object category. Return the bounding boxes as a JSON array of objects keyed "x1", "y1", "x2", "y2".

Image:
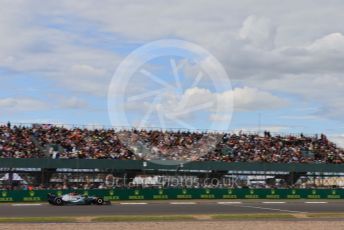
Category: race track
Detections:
[{"x1": 1, "y1": 200, "x2": 344, "y2": 217}]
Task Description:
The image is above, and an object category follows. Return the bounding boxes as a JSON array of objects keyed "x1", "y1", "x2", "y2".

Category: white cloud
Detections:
[
  {"x1": 254, "y1": 73, "x2": 344, "y2": 120},
  {"x1": 239, "y1": 15, "x2": 276, "y2": 49},
  {"x1": 55, "y1": 63, "x2": 113, "y2": 96},
  {"x1": 307, "y1": 33, "x2": 344, "y2": 52},
  {"x1": 209, "y1": 114, "x2": 231, "y2": 122},
  {"x1": 0, "y1": 98, "x2": 48, "y2": 112},
  {"x1": 59, "y1": 96, "x2": 88, "y2": 109},
  {"x1": 0, "y1": 1, "x2": 121, "y2": 97},
  {"x1": 279, "y1": 115, "x2": 319, "y2": 120},
  {"x1": 0, "y1": 96, "x2": 90, "y2": 113},
  {"x1": 169, "y1": 86, "x2": 287, "y2": 115},
  {"x1": 233, "y1": 125, "x2": 290, "y2": 134},
  {"x1": 328, "y1": 134, "x2": 344, "y2": 148},
  {"x1": 1, "y1": 0, "x2": 344, "y2": 129},
  {"x1": 124, "y1": 86, "x2": 288, "y2": 122},
  {"x1": 230, "y1": 30, "x2": 344, "y2": 121},
  {"x1": 228, "y1": 87, "x2": 289, "y2": 112}
]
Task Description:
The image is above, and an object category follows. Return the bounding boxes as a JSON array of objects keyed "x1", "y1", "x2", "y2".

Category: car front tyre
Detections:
[{"x1": 96, "y1": 198, "x2": 104, "y2": 205}]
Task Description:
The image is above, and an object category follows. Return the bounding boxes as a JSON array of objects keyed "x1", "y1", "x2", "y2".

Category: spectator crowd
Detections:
[{"x1": 0, "y1": 123, "x2": 344, "y2": 164}]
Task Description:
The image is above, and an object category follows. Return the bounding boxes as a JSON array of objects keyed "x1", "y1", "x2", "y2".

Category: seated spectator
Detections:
[{"x1": 0, "y1": 124, "x2": 343, "y2": 164}]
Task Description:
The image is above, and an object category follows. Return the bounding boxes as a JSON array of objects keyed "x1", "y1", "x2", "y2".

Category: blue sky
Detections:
[{"x1": 1, "y1": 1, "x2": 344, "y2": 146}]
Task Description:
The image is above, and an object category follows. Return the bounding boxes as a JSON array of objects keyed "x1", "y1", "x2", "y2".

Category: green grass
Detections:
[
  {"x1": 0, "y1": 217, "x2": 76, "y2": 223},
  {"x1": 307, "y1": 213, "x2": 344, "y2": 218},
  {"x1": 3, "y1": 212, "x2": 343, "y2": 223},
  {"x1": 92, "y1": 214, "x2": 297, "y2": 222},
  {"x1": 211, "y1": 214, "x2": 296, "y2": 220},
  {"x1": 92, "y1": 215, "x2": 196, "y2": 222}
]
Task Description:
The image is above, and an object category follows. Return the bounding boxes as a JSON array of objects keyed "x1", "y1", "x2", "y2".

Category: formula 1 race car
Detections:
[{"x1": 47, "y1": 192, "x2": 110, "y2": 206}]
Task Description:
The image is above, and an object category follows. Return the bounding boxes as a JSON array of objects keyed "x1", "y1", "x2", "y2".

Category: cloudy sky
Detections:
[{"x1": 1, "y1": 0, "x2": 344, "y2": 145}]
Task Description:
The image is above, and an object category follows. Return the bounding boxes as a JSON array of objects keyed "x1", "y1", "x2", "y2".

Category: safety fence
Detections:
[
  {"x1": 0, "y1": 122, "x2": 310, "y2": 137},
  {"x1": 2, "y1": 159, "x2": 344, "y2": 172},
  {"x1": 0, "y1": 189, "x2": 343, "y2": 202}
]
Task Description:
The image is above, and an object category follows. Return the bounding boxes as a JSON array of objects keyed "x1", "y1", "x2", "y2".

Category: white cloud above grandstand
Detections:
[
  {"x1": 0, "y1": 96, "x2": 89, "y2": 114},
  {"x1": 123, "y1": 86, "x2": 287, "y2": 127},
  {"x1": 0, "y1": 98, "x2": 47, "y2": 112},
  {"x1": 58, "y1": 96, "x2": 88, "y2": 109},
  {"x1": 329, "y1": 134, "x2": 344, "y2": 148},
  {"x1": 0, "y1": 0, "x2": 344, "y2": 137},
  {"x1": 232, "y1": 125, "x2": 290, "y2": 134},
  {"x1": 239, "y1": 15, "x2": 276, "y2": 49},
  {"x1": 227, "y1": 87, "x2": 289, "y2": 112}
]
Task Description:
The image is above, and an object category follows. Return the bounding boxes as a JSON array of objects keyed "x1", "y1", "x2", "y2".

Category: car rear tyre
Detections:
[{"x1": 54, "y1": 197, "x2": 63, "y2": 206}]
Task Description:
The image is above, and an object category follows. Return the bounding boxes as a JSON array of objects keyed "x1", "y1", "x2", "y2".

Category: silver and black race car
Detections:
[{"x1": 47, "y1": 192, "x2": 110, "y2": 206}]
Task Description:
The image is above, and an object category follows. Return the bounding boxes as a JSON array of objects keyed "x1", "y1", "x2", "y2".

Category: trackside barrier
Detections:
[{"x1": 0, "y1": 189, "x2": 343, "y2": 202}]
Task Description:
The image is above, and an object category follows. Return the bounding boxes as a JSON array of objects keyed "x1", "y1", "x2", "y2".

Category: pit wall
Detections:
[{"x1": 0, "y1": 189, "x2": 343, "y2": 202}]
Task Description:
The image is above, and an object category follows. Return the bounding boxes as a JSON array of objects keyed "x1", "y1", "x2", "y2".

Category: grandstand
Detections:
[
  {"x1": 1, "y1": 122, "x2": 343, "y2": 163},
  {"x1": 0, "y1": 122, "x2": 344, "y2": 197}
]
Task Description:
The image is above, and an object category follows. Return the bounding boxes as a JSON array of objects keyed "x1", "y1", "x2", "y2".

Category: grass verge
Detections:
[
  {"x1": 1, "y1": 213, "x2": 344, "y2": 223},
  {"x1": 307, "y1": 213, "x2": 344, "y2": 218},
  {"x1": 92, "y1": 215, "x2": 196, "y2": 222},
  {"x1": 92, "y1": 214, "x2": 296, "y2": 222},
  {"x1": 211, "y1": 214, "x2": 296, "y2": 220},
  {"x1": 0, "y1": 217, "x2": 76, "y2": 223}
]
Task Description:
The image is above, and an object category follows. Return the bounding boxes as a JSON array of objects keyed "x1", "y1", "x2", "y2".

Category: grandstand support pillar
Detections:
[
  {"x1": 9, "y1": 169, "x2": 13, "y2": 190},
  {"x1": 124, "y1": 171, "x2": 140, "y2": 186},
  {"x1": 39, "y1": 168, "x2": 56, "y2": 187},
  {"x1": 199, "y1": 171, "x2": 227, "y2": 187},
  {"x1": 9, "y1": 151, "x2": 13, "y2": 189},
  {"x1": 143, "y1": 161, "x2": 147, "y2": 177},
  {"x1": 274, "y1": 171, "x2": 306, "y2": 186}
]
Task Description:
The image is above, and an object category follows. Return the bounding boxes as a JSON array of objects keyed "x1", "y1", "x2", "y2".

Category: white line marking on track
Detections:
[
  {"x1": 237, "y1": 205, "x2": 307, "y2": 213},
  {"x1": 120, "y1": 203, "x2": 148, "y2": 205},
  {"x1": 305, "y1": 202, "x2": 328, "y2": 204},
  {"x1": 170, "y1": 202, "x2": 196, "y2": 205},
  {"x1": 262, "y1": 202, "x2": 286, "y2": 204},
  {"x1": 218, "y1": 202, "x2": 242, "y2": 204},
  {"x1": 12, "y1": 204, "x2": 42, "y2": 206}
]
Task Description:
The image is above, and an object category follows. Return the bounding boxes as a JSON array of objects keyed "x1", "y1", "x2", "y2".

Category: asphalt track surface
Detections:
[{"x1": 1, "y1": 200, "x2": 344, "y2": 217}]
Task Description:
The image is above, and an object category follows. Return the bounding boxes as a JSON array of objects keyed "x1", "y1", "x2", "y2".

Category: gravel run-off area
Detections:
[{"x1": 1, "y1": 221, "x2": 344, "y2": 230}]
